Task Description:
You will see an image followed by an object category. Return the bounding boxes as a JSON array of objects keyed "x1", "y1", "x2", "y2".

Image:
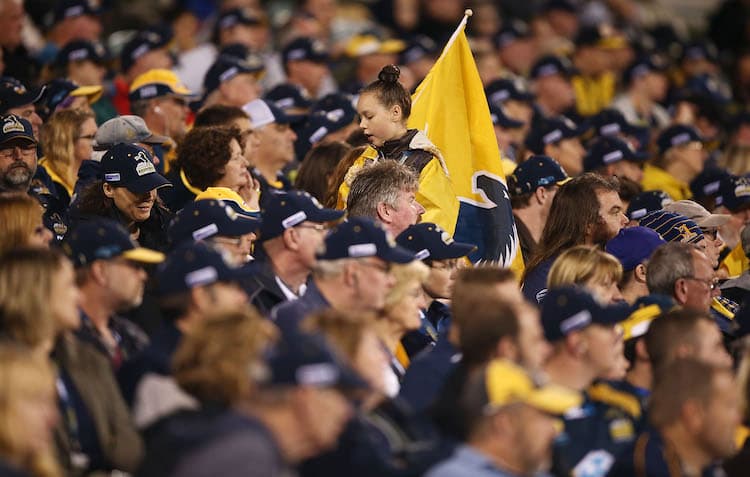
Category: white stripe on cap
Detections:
[
  {"x1": 560, "y1": 310, "x2": 592, "y2": 334},
  {"x1": 282, "y1": 211, "x2": 307, "y2": 229},
  {"x1": 296, "y1": 363, "x2": 338, "y2": 386},
  {"x1": 219, "y1": 66, "x2": 239, "y2": 83},
  {"x1": 309, "y1": 126, "x2": 329, "y2": 144},
  {"x1": 192, "y1": 223, "x2": 219, "y2": 241},
  {"x1": 104, "y1": 173, "x2": 121, "y2": 182},
  {"x1": 670, "y1": 132, "x2": 691, "y2": 147},
  {"x1": 185, "y1": 266, "x2": 218, "y2": 287},
  {"x1": 543, "y1": 129, "x2": 562, "y2": 144},
  {"x1": 600, "y1": 123, "x2": 620, "y2": 135},
  {"x1": 603, "y1": 150, "x2": 624, "y2": 164},
  {"x1": 348, "y1": 243, "x2": 377, "y2": 257},
  {"x1": 415, "y1": 249, "x2": 430, "y2": 260}
]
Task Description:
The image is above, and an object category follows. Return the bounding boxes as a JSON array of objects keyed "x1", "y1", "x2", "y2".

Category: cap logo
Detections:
[
  {"x1": 104, "y1": 173, "x2": 121, "y2": 182},
  {"x1": 560, "y1": 310, "x2": 592, "y2": 334},
  {"x1": 2, "y1": 116, "x2": 25, "y2": 133},
  {"x1": 134, "y1": 151, "x2": 156, "y2": 176},
  {"x1": 601, "y1": 123, "x2": 620, "y2": 135},
  {"x1": 185, "y1": 266, "x2": 218, "y2": 287},
  {"x1": 192, "y1": 223, "x2": 219, "y2": 241},
  {"x1": 348, "y1": 243, "x2": 377, "y2": 257},
  {"x1": 309, "y1": 126, "x2": 328, "y2": 144},
  {"x1": 415, "y1": 249, "x2": 430, "y2": 260},
  {"x1": 219, "y1": 66, "x2": 239, "y2": 83},
  {"x1": 296, "y1": 363, "x2": 338, "y2": 386},
  {"x1": 543, "y1": 129, "x2": 562, "y2": 144},
  {"x1": 670, "y1": 132, "x2": 691, "y2": 147},
  {"x1": 69, "y1": 48, "x2": 89, "y2": 61},
  {"x1": 734, "y1": 183, "x2": 750, "y2": 199},
  {"x1": 282, "y1": 210, "x2": 307, "y2": 229},
  {"x1": 440, "y1": 230, "x2": 454, "y2": 245},
  {"x1": 603, "y1": 150, "x2": 623, "y2": 164}
]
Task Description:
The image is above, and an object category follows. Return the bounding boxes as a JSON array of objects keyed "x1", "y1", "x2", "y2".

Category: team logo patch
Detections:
[{"x1": 2, "y1": 116, "x2": 25, "y2": 134}]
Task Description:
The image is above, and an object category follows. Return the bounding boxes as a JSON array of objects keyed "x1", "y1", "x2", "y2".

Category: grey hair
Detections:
[
  {"x1": 312, "y1": 259, "x2": 350, "y2": 278},
  {"x1": 346, "y1": 160, "x2": 418, "y2": 219},
  {"x1": 646, "y1": 242, "x2": 696, "y2": 296}
]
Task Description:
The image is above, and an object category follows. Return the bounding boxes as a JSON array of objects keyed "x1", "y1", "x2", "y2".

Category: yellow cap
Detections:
[
  {"x1": 129, "y1": 69, "x2": 193, "y2": 97},
  {"x1": 121, "y1": 247, "x2": 166, "y2": 264},
  {"x1": 70, "y1": 84, "x2": 103, "y2": 104},
  {"x1": 485, "y1": 360, "x2": 582, "y2": 415},
  {"x1": 195, "y1": 187, "x2": 257, "y2": 213},
  {"x1": 345, "y1": 35, "x2": 406, "y2": 58}
]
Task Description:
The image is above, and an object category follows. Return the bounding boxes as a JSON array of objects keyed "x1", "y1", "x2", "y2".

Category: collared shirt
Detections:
[
  {"x1": 271, "y1": 279, "x2": 330, "y2": 336},
  {"x1": 641, "y1": 164, "x2": 692, "y2": 202},
  {"x1": 274, "y1": 276, "x2": 307, "y2": 301},
  {"x1": 426, "y1": 445, "x2": 533, "y2": 477},
  {"x1": 76, "y1": 309, "x2": 149, "y2": 370}
]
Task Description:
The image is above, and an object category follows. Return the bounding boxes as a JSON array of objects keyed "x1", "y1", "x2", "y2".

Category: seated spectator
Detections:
[
  {"x1": 663, "y1": 199, "x2": 729, "y2": 271},
  {"x1": 547, "y1": 245, "x2": 624, "y2": 304},
  {"x1": 74, "y1": 143, "x2": 172, "y2": 251},
  {"x1": 0, "y1": 343, "x2": 61, "y2": 477},
  {"x1": 605, "y1": 226, "x2": 666, "y2": 304},
  {"x1": 272, "y1": 217, "x2": 416, "y2": 335},
  {"x1": 714, "y1": 175, "x2": 750, "y2": 276},
  {"x1": 625, "y1": 189, "x2": 673, "y2": 223},
  {"x1": 611, "y1": 54, "x2": 670, "y2": 129},
  {"x1": 167, "y1": 198, "x2": 261, "y2": 264},
  {"x1": 248, "y1": 190, "x2": 343, "y2": 315},
  {"x1": 163, "y1": 126, "x2": 253, "y2": 213},
  {"x1": 582, "y1": 135, "x2": 647, "y2": 185},
  {"x1": 117, "y1": 241, "x2": 251, "y2": 428},
  {"x1": 37, "y1": 79, "x2": 101, "y2": 122},
  {"x1": 0, "y1": 248, "x2": 143, "y2": 475},
  {"x1": 0, "y1": 192, "x2": 53, "y2": 254},
  {"x1": 294, "y1": 141, "x2": 351, "y2": 203},
  {"x1": 63, "y1": 219, "x2": 165, "y2": 369},
  {"x1": 137, "y1": 308, "x2": 276, "y2": 476},
  {"x1": 0, "y1": 78, "x2": 44, "y2": 138},
  {"x1": 200, "y1": 54, "x2": 264, "y2": 110},
  {"x1": 609, "y1": 359, "x2": 739, "y2": 476},
  {"x1": 347, "y1": 160, "x2": 426, "y2": 237},
  {"x1": 528, "y1": 55, "x2": 577, "y2": 118},
  {"x1": 425, "y1": 359, "x2": 581, "y2": 477},
  {"x1": 642, "y1": 125, "x2": 706, "y2": 202},
  {"x1": 37, "y1": 109, "x2": 97, "y2": 204}
]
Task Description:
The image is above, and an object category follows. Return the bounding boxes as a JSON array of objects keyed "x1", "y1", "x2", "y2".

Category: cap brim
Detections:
[
  {"x1": 124, "y1": 173, "x2": 172, "y2": 194},
  {"x1": 1, "y1": 134, "x2": 37, "y2": 146},
  {"x1": 142, "y1": 133, "x2": 171, "y2": 146},
  {"x1": 308, "y1": 208, "x2": 345, "y2": 223},
  {"x1": 222, "y1": 214, "x2": 263, "y2": 235},
  {"x1": 594, "y1": 302, "x2": 632, "y2": 326},
  {"x1": 526, "y1": 383, "x2": 583, "y2": 415},
  {"x1": 695, "y1": 214, "x2": 730, "y2": 228},
  {"x1": 71, "y1": 85, "x2": 103, "y2": 104},
  {"x1": 557, "y1": 177, "x2": 573, "y2": 186},
  {"x1": 435, "y1": 242, "x2": 477, "y2": 260},
  {"x1": 378, "y1": 243, "x2": 417, "y2": 264},
  {"x1": 498, "y1": 118, "x2": 525, "y2": 129},
  {"x1": 122, "y1": 247, "x2": 166, "y2": 264}
]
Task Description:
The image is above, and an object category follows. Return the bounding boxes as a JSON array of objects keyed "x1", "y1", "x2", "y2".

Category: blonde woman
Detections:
[
  {"x1": 0, "y1": 193, "x2": 53, "y2": 255},
  {"x1": 38, "y1": 109, "x2": 97, "y2": 204},
  {"x1": 374, "y1": 260, "x2": 429, "y2": 396},
  {"x1": 0, "y1": 344, "x2": 61, "y2": 477},
  {"x1": 548, "y1": 245, "x2": 624, "y2": 305}
]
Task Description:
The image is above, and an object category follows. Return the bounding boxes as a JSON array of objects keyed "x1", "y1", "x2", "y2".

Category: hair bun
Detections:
[{"x1": 378, "y1": 65, "x2": 400, "y2": 83}]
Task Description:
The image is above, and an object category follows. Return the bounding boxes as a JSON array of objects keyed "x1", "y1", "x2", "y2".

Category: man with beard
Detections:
[
  {"x1": 64, "y1": 219, "x2": 165, "y2": 370},
  {"x1": 425, "y1": 359, "x2": 581, "y2": 477},
  {"x1": 0, "y1": 113, "x2": 69, "y2": 240},
  {"x1": 522, "y1": 173, "x2": 627, "y2": 304}
]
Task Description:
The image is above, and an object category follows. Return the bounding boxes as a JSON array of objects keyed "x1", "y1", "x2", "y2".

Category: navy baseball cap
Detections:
[
  {"x1": 101, "y1": 143, "x2": 171, "y2": 194},
  {"x1": 690, "y1": 166, "x2": 730, "y2": 201},
  {"x1": 120, "y1": 28, "x2": 172, "y2": 74},
  {"x1": 260, "y1": 190, "x2": 344, "y2": 241},
  {"x1": 243, "y1": 99, "x2": 304, "y2": 128},
  {"x1": 622, "y1": 54, "x2": 667, "y2": 86},
  {"x1": 530, "y1": 55, "x2": 575, "y2": 80},
  {"x1": 588, "y1": 108, "x2": 648, "y2": 139},
  {"x1": 656, "y1": 125, "x2": 702, "y2": 155},
  {"x1": 38, "y1": 79, "x2": 102, "y2": 121},
  {"x1": 52, "y1": 0, "x2": 101, "y2": 25},
  {"x1": 396, "y1": 223, "x2": 476, "y2": 261},
  {"x1": 0, "y1": 77, "x2": 45, "y2": 113},
  {"x1": 311, "y1": 92, "x2": 357, "y2": 117},
  {"x1": 541, "y1": 0, "x2": 577, "y2": 14},
  {"x1": 282, "y1": 37, "x2": 329, "y2": 64},
  {"x1": 507, "y1": 155, "x2": 570, "y2": 196},
  {"x1": 55, "y1": 39, "x2": 107, "y2": 68},
  {"x1": 626, "y1": 190, "x2": 672, "y2": 220},
  {"x1": 583, "y1": 136, "x2": 647, "y2": 172},
  {"x1": 399, "y1": 35, "x2": 438, "y2": 65},
  {"x1": 63, "y1": 218, "x2": 165, "y2": 268},
  {"x1": 606, "y1": 226, "x2": 666, "y2": 271},
  {"x1": 525, "y1": 116, "x2": 585, "y2": 154},
  {"x1": 495, "y1": 20, "x2": 530, "y2": 49},
  {"x1": 681, "y1": 41, "x2": 719, "y2": 63},
  {"x1": 678, "y1": 73, "x2": 732, "y2": 106},
  {"x1": 716, "y1": 175, "x2": 750, "y2": 212},
  {"x1": 541, "y1": 286, "x2": 630, "y2": 342},
  {"x1": 262, "y1": 332, "x2": 368, "y2": 390},
  {"x1": 317, "y1": 217, "x2": 416, "y2": 263},
  {"x1": 203, "y1": 54, "x2": 264, "y2": 97},
  {"x1": 168, "y1": 199, "x2": 261, "y2": 246},
  {"x1": 215, "y1": 7, "x2": 263, "y2": 30},
  {"x1": 639, "y1": 210, "x2": 704, "y2": 244},
  {"x1": 490, "y1": 104, "x2": 524, "y2": 129},
  {"x1": 484, "y1": 78, "x2": 534, "y2": 106},
  {"x1": 264, "y1": 83, "x2": 312, "y2": 111},
  {"x1": 0, "y1": 114, "x2": 36, "y2": 146},
  {"x1": 156, "y1": 241, "x2": 254, "y2": 296},
  {"x1": 297, "y1": 109, "x2": 356, "y2": 146}
]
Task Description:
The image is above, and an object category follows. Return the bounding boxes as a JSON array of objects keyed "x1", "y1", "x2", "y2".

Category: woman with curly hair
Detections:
[
  {"x1": 162, "y1": 126, "x2": 254, "y2": 213},
  {"x1": 37, "y1": 109, "x2": 97, "y2": 204}
]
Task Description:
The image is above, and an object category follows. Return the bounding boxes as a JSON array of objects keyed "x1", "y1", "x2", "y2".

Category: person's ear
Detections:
[
  {"x1": 534, "y1": 186, "x2": 547, "y2": 205},
  {"x1": 673, "y1": 278, "x2": 689, "y2": 306},
  {"x1": 281, "y1": 228, "x2": 301, "y2": 251},
  {"x1": 102, "y1": 182, "x2": 115, "y2": 199},
  {"x1": 390, "y1": 104, "x2": 402, "y2": 123},
  {"x1": 89, "y1": 260, "x2": 109, "y2": 286},
  {"x1": 376, "y1": 201, "x2": 391, "y2": 224},
  {"x1": 634, "y1": 263, "x2": 647, "y2": 283}
]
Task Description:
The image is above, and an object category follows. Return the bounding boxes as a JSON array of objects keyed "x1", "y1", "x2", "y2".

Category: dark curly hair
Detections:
[{"x1": 176, "y1": 126, "x2": 244, "y2": 191}]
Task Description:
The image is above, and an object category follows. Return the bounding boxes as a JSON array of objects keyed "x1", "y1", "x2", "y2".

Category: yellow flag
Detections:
[{"x1": 407, "y1": 11, "x2": 521, "y2": 268}]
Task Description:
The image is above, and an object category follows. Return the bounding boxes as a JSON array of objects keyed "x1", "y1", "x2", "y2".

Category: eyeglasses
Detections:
[
  {"x1": 358, "y1": 260, "x2": 392, "y2": 274},
  {"x1": 682, "y1": 276, "x2": 718, "y2": 291},
  {"x1": 0, "y1": 145, "x2": 36, "y2": 159},
  {"x1": 76, "y1": 134, "x2": 96, "y2": 141},
  {"x1": 296, "y1": 223, "x2": 328, "y2": 232}
]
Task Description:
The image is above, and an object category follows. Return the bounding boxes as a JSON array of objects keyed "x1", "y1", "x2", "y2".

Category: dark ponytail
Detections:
[{"x1": 361, "y1": 65, "x2": 412, "y2": 121}]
